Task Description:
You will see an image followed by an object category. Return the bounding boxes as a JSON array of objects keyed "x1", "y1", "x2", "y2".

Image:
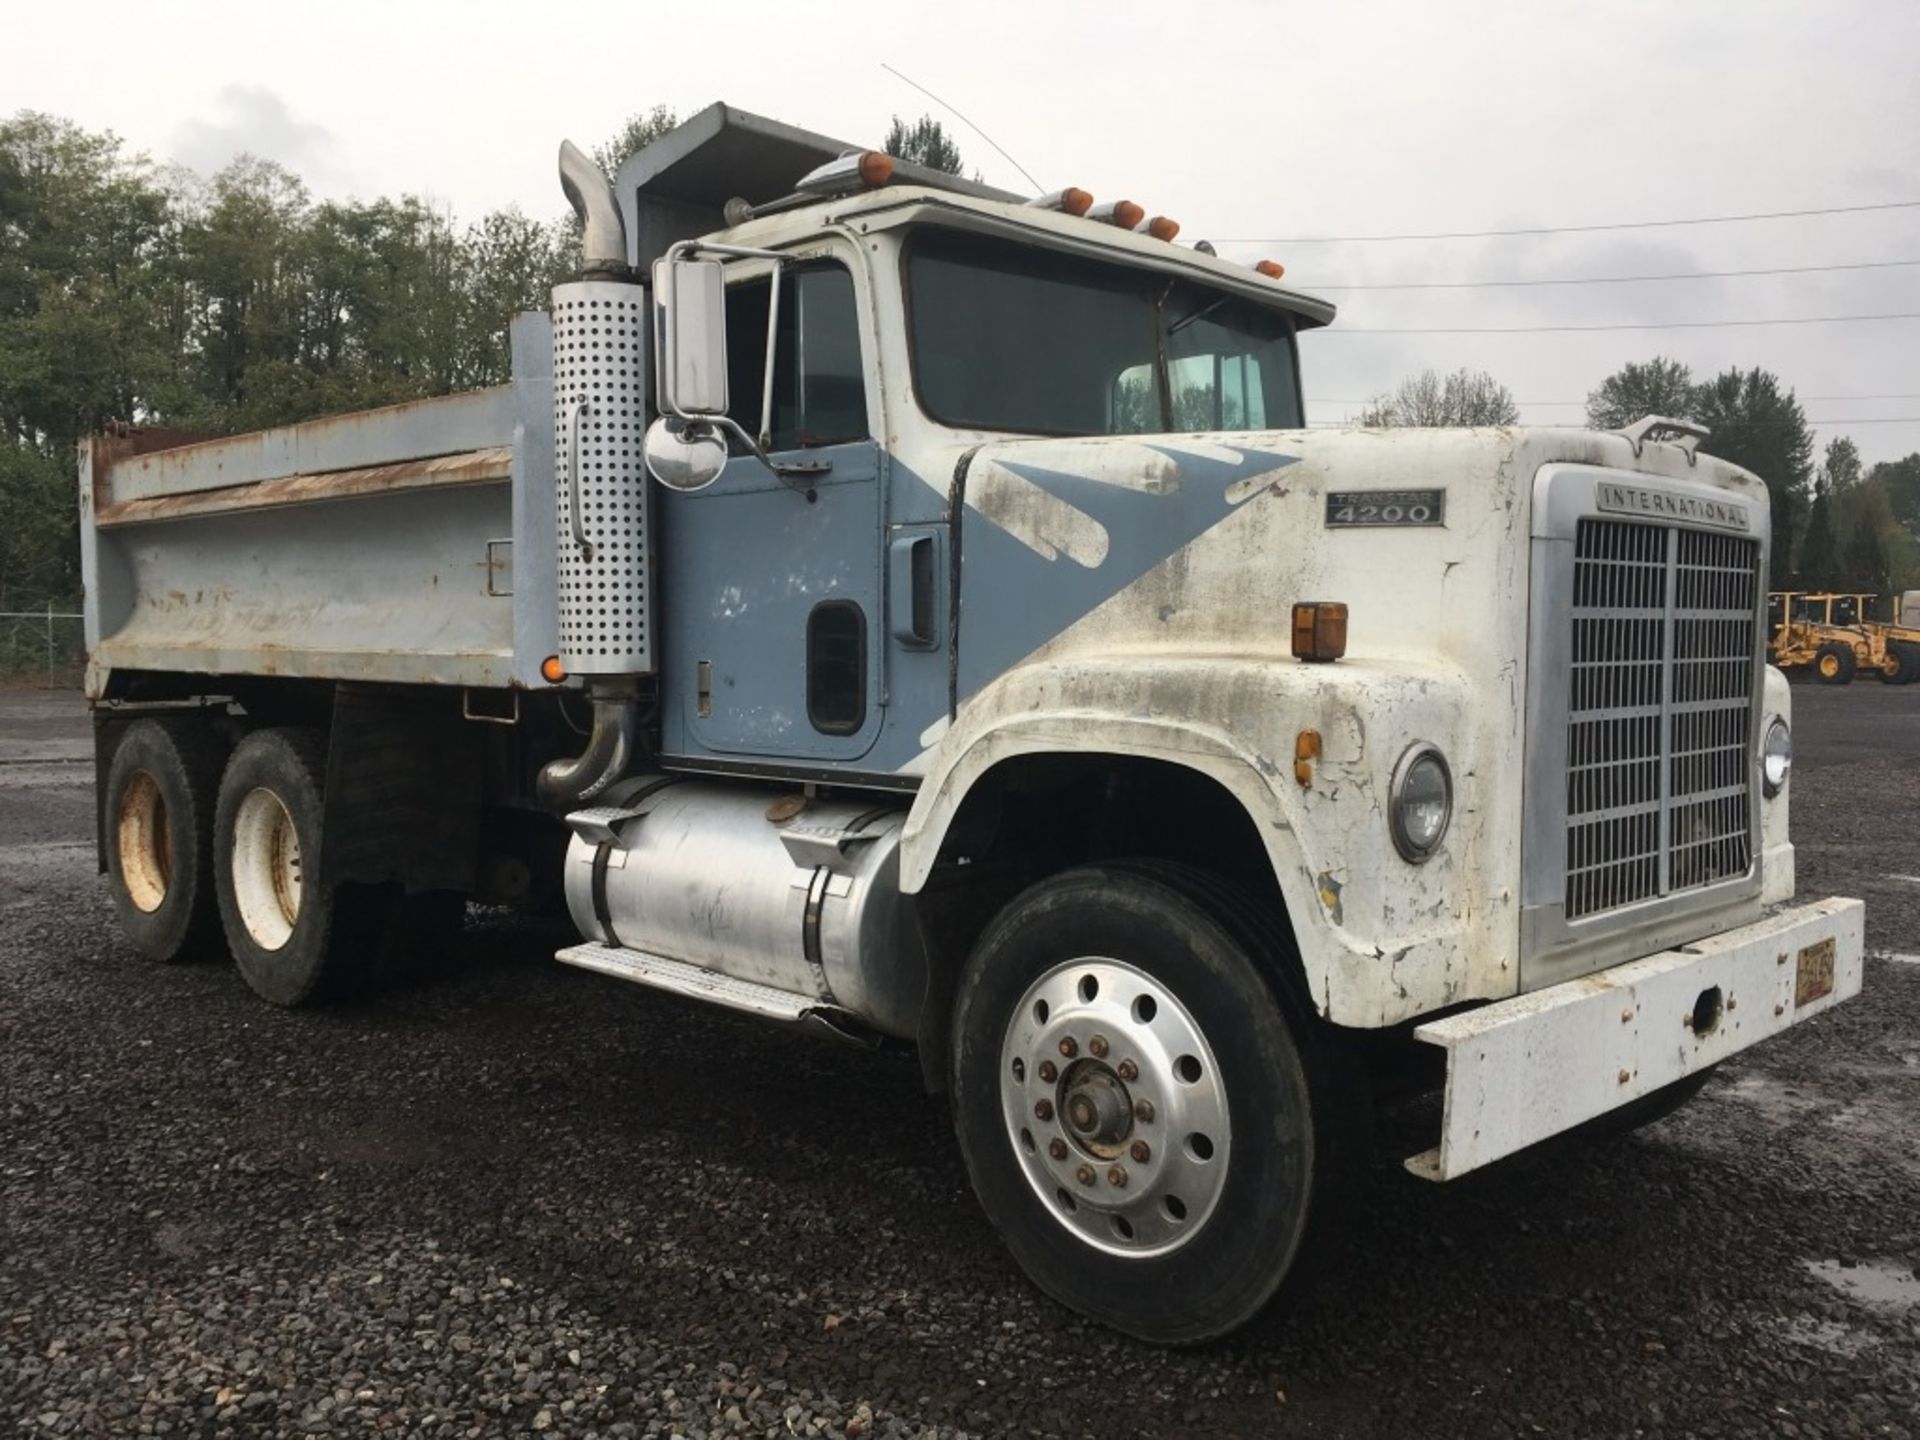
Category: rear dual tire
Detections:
[
  {"x1": 213, "y1": 728, "x2": 462, "y2": 1007},
  {"x1": 104, "y1": 718, "x2": 228, "y2": 962}
]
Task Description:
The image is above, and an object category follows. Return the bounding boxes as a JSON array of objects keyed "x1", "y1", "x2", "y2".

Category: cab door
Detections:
[{"x1": 657, "y1": 259, "x2": 886, "y2": 766}]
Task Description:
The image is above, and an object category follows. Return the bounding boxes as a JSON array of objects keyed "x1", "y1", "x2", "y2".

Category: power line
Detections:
[
  {"x1": 1323, "y1": 312, "x2": 1920, "y2": 334},
  {"x1": 1307, "y1": 416, "x2": 1920, "y2": 427},
  {"x1": 1308, "y1": 393, "x2": 1920, "y2": 404},
  {"x1": 1216, "y1": 198, "x2": 1920, "y2": 244},
  {"x1": 1301, "y1": 259, "x2": 1920, "y2": 290}
]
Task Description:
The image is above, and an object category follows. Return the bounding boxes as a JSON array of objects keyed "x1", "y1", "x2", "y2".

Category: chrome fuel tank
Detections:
[{"x1": 562, "y1": 780, "x2": 926, "y2": 1038}]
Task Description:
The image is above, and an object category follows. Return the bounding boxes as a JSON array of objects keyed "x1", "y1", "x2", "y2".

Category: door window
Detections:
[{"x1": 723, "y1": 266, "x2": 869, "y2": 451}]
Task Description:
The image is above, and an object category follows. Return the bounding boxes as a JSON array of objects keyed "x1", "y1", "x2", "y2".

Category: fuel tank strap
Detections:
[{"x1": 590, "y1": 841, "x2": 622, "y2": 948}]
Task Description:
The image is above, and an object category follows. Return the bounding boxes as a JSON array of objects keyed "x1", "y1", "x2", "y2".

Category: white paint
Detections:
[
  {"x1": 966, "y1": 459, "x2": 1110, "y2": 567},
  {"x1": 1404, "y1": 897, "x2": 1865, "y2": 1180}
]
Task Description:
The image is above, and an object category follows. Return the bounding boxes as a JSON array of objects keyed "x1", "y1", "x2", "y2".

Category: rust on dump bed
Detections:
[{"x1": 93, "y1": 447, "x2": 514, "y2": 528}]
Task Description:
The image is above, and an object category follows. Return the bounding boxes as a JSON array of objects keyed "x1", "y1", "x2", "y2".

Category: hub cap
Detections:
[
  {"x1": 231, "y1": 787, "x2": 303, "y2": 951},
  {"x1": 116, "y1": 770, "x2": 171, "y2": 913},
  {"x1": 1000, "y1": 958, "x2": 1230, "y2": 1257}
]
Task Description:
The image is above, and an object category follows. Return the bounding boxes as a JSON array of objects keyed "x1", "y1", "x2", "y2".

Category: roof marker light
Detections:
[
  {"x1": 1255, "y1": 259, "x2": 1287, "y2": 280},
  {"x1": 1138, "y1": 215, "x2": 1181, "y2": 242},
  {"x1": 796, "y1": 149, "x2": 897, "y2": 197},
  {"x1": 1088, "y1": 199, "x2": 1145, "y2": 230},
  {"x1": 1028, "y1": 187, "x2": 1095, "y2": 216}
]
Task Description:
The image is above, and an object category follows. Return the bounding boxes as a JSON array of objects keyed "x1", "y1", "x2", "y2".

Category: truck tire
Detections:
[
  {"x1": 1886, "y1": 641, "x2": 1920, "y2": 685},
  {"x1": 213, "y1": 727, "x2": 390, "y2": 1007},
  {"x1": 1813, "y1": 643, "x2": 1855, "y2": 685},
  {"x1": 949, "y1": 863, "x2": 1363, "y2": 1345},
  {"x1": 103, "y1": 717, "x2": 228, "y2": 963}
]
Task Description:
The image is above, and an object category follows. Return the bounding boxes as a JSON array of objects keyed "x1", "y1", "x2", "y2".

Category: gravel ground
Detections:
[{"x1": 1, "y1": 683, "x2": 1916, "y2": 1439}]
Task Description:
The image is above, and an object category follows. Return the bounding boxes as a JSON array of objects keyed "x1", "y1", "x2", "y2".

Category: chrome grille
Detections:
[{"x1": 1564, "y1": 520, "x2": 1759, "y2": 920}]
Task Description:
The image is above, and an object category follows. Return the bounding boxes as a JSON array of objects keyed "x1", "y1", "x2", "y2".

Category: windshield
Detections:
[{"x1": 906, "y1": 229, "x2": 1303, "y2": 437}]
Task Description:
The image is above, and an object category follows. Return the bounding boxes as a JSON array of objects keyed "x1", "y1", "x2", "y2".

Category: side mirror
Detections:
[
  {"x1": 653, "y1": 256, "x2": 729, "y2": 417},
  {"x1": 642, "y1": 416, "x2": 727, "y2": 493}
]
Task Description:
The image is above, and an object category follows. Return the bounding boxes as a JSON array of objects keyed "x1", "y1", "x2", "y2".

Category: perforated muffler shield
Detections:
[{"x1": 552, "y1": 279, "x2": 653, "y2": 674}]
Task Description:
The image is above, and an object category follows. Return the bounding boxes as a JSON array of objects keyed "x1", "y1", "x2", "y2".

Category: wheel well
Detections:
[{"x1": 910, "y1": 752, "x2": 1304, "y2": 1091}]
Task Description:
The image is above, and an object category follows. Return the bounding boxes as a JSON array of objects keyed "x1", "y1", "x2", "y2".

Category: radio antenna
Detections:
[{"x1": 880, "y1": 62, "x2": 1045, "y2": 193}]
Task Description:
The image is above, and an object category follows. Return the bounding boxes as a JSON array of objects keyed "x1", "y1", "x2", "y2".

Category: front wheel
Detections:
[
  {"x1": 1814, "y1": 643, "x2": 1856, "y2": 685},
  {"x1": 950, "y1": 865, "x2": 1362, "y2": 1344}
]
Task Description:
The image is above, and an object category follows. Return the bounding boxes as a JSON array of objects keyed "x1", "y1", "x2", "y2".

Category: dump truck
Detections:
[{"x1": 81, "y1": 104, "x2": 1864, "y2": 1344}]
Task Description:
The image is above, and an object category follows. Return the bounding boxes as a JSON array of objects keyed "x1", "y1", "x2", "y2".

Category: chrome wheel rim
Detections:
[
  {"x1": 116, "y1": 770, "x2": 171, "y2": 914},
  {"x1": 231, "y1": 787, "x2": 303, "y2": 951},
  {"x1": 1000, "y1": 957, "x2": 1230, "y2": 1257}
]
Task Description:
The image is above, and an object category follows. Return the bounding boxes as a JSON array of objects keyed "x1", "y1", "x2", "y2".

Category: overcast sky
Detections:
[{"x1": 11, "y1": 0, "x2": 1920, "y2": 463}]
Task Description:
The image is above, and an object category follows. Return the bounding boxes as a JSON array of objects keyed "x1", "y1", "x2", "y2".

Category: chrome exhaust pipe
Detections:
[
  {"x1": 557, "y1": 139, "x2": 629, "y2": 277},
  {"x1": 537, "y1": 689, "x2": 641, "y2": 810}
]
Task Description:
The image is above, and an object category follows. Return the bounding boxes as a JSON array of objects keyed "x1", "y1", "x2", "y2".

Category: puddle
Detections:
[{"x1": 1804, "y1": 1258, "x2": 1920, "y2": 1311}]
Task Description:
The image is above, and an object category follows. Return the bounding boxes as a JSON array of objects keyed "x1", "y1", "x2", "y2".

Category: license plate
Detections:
[{"x1": 1794, "y1": 937, "x2": 1837, "y2": 1007}]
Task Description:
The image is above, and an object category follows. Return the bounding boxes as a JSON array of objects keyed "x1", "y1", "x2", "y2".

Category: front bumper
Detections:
[{"x1": 1407, "y1": 896, "x2": 1864, "y2": 1180}]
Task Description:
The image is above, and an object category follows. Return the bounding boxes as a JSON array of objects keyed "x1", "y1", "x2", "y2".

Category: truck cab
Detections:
[{"x1": 81, "y1": 104, "x2": 1863, "y2": 1344}]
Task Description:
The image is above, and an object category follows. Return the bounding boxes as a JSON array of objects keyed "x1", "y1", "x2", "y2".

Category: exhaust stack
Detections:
[
  {"x1": 557, "y1": 139, "x2": 629, "y2": 276},
  {"x1": 542, "y1": 141, "x2": 652, "y2": 809}
]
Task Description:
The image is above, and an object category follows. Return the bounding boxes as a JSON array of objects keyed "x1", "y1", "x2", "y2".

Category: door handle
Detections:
[{"x1": 888, "y1": 533, "x2": 941, "y2": 648}]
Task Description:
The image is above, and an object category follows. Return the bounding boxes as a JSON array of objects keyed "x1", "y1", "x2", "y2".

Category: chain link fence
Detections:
[{"x1": 0, "y1": 606, "x2": 85, "y2": 687}]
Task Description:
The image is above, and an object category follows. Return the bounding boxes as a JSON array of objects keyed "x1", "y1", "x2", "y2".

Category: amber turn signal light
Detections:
[
  {"x1": 540, "y1": 655, "x2": 568, "y2": 684},
  {"x1": 1255, "y1": 259, "x2": 1286, "y2": 280},
  {"x1": 1291, "y1": 601, "x2": 1348, "y2": 663}
]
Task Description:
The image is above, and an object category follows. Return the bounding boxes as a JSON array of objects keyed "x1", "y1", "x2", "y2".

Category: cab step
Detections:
[{"x1": 554, "y1": 941, "x2": 875, "y2": 1044}]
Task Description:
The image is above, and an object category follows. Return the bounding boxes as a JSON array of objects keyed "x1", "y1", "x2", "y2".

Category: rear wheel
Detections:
[
  {"x1": 214, "y1": 727, "x2": 391, "y2": 1007},
  {"x1": 1885, "y1": 641, "x2": 1920, "y2": 685},
  {"x1": 1814, "y1": 643, "x2": 1856, "y2": 685},
  {"x1": 104, "y1": 718, "x2": 228, "y2": 962},
  {"x1": 950, "y1": 864, "x2": 1363, "y2": 1344}
]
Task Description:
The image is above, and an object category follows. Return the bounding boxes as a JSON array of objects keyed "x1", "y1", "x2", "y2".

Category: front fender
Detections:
[{"x1": 901, "y1": 653, "x2": 1522, "y2": 1027}]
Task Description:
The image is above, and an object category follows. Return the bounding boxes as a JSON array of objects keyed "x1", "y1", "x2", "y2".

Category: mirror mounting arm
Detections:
[{"x1": 659, "y1": 241, "x2": 830, "y2": 491}]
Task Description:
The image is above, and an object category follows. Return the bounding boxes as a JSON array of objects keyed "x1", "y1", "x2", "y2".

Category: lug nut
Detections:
[
  {"x1": 1089, "y1": 1035, "x2": 1110, "y2": 1058},
  {"x1": 1034, "y1": 1099, "x2": 1054, "y2": 1122},
  {"x1": 1076, "y1": 1164, "x2": 1096, "y2": 1186},
  {"x1": 1116, "y1": 1059, "x2": 1138, "y2": 1082},
  {"x1": 1037, "y1": 1060, "x2": 1057, "y2": 1084},
  {"x1": 1133, "y1": 1099, "x2": 1155, "y2": 1123},
  {"x1": 1130, "y1": 1140, "x2": 1151, "y2": 1163},
  {"x1": 1058, "y1": 1037, "x2": 1078, "y2": 1059},
  {"x1": 1048, "y1": 1139, "x2": 1068, "y2": 1160},
  {"x1": 1107, "y1": 1165, "x2": 1128, "y2": 1188}
]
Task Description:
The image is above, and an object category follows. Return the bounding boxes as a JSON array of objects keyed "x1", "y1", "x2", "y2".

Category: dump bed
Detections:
[{"x1": 81, "y1": 316, "x2": 558, "y2": 698}]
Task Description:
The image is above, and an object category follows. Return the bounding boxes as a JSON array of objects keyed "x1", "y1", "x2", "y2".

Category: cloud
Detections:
[{"x1": 173, "y1": 85, "x2": 334, "y2": 177}]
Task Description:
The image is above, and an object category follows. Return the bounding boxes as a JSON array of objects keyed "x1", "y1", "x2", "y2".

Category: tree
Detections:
[
  {"x1": 1584, "y1": 357, "x2": 1695, "y2": 430},
  {"x1": 593, "y1": 106, "x2": 678, "y2": 184},
  {"x1": 1358, "y1": 368, "x2": 1518, "y2": 427},
  {"x1": 1691, "y1": 368, "x2": 1814, "y2": 587},
  {"x1": 1798, "y1": 482, "x2": 1839, "y2": 589},
  {"x1": 1820, "y1": 435, "x2": 1863, "y2": 497},
  {"x1": 1870, "y1": 453, "x2": 1920, "y2": 533},
  {"x1": 1837, "y1": 479, "x2": 1896, "y2": 595},
  {"x1": 883, "y1": 114, "x2": 965, "y2": 175}
]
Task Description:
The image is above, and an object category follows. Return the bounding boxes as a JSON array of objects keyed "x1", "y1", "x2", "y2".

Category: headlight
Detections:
[
  {"x1": 1762, "y1": 717, "x2": 1792, "y2": 797},
  {"x1": 1390, "y1": 743, "x2": 1452, "y2": 862}
]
